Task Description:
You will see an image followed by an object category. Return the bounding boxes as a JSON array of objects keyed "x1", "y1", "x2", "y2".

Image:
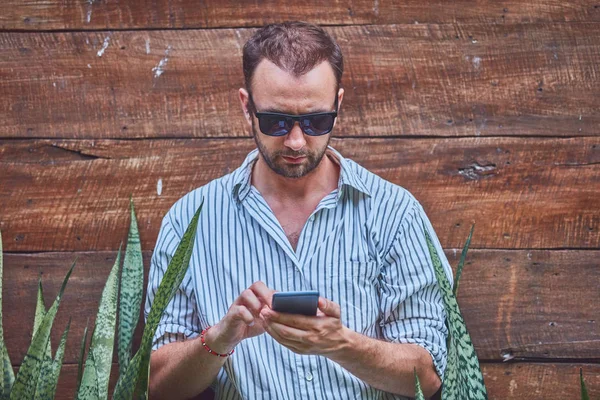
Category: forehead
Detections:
[{"x1": 251, "y1": 59, "x2": 336, "y2": 113}]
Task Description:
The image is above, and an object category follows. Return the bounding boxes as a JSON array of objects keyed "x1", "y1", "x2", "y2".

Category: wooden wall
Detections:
[{"x1": 1, "y1": 1, "x2": 599, "y2": 399}]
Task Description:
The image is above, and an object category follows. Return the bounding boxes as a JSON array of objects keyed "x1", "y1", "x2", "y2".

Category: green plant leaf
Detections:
[
  {"x1": 453, "y1": 224, "x2": 474, "y2": 297},
  {"x1": 9, "y1": 260, "x2": 75, "y2": 400},
  {"x1": 32, "y1": 275, "x2": 55, "y2": 399},
  {"x1": 77, "y1": 247, "x2": 122, "y2": 400},
  {"x1": 113, "y1": 200, "x2": 203, "y2": 400},
  {"x1": 0, "y1": 230, "x2": 15, "y2": 399},
  {"x1": 35, "y1": 318, "x2": 71, "y2": 400},
  {"x1": 118, "y1": 198, "x2": 144, "y2": 375},
  {"x1": 75, "y1": 320, "x2": 89, "y2": 398},
  {"x1": 423, "y1": 222, "x2": 487, "y2": 400},
  {"x1": 580, "y1": 368, "x2": 590, "y2": 400},
  {"x1": 414, "y1": 368, "x2": 425, "y2": 400}
]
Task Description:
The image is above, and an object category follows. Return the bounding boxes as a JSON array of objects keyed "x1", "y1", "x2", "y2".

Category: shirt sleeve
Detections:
[
  {"x1": 377, "y1": 199, "x2": 453, "y2": 379},
  {"x1": 145, "y1": 211, "x2": 202, "y2": 351}
]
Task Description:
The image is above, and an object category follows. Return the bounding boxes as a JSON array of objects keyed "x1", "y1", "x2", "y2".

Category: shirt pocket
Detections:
[{"x1": 323, "y1": 261, "x2": 380, "y2": 333}]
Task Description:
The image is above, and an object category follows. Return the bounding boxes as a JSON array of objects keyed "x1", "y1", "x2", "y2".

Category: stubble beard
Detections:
[{"x1": 251, "y1": 118, "x2": 330, "y2": 179}]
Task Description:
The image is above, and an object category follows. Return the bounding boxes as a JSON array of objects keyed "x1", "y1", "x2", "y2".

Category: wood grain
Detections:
[
  {"x1": 1, "y1": 23, "x2": 599, "y2": 139},
  {"x1": 2, "y1": 250, "x2": 598, "y2": 365},
  {"x1": 1, "y1": 137, "x2": 598, "y2": 252},
  {"x1": 1, "y1": 1, "x2": 598, "y2": 30}
]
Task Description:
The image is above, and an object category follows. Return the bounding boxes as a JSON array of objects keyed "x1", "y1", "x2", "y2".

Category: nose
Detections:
[{"x1": 283, "y1": 121, "x2": 306, "y2": 151}]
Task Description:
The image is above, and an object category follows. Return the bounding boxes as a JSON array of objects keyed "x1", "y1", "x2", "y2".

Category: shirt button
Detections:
[{"x1": 305, "y1": 372, "x2": 313, "y2": 382}]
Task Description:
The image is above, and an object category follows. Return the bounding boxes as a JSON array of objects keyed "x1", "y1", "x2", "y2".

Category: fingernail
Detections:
[{"x1": 248, "y1": 321, "x2": 255, "y2": 327}]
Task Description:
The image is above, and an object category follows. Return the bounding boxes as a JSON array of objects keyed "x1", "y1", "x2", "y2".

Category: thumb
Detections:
[{"x1": 318, "y1": 297, "x2": 341, "y2": 318}]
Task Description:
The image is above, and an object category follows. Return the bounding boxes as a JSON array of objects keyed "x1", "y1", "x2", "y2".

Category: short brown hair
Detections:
[{"x1": 243, "y1": 20, "x2": 344, "y2": 107}]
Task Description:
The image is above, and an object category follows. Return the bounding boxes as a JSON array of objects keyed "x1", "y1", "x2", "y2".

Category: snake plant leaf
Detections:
[
  {"x1": 35, "y1": 318, "x2": 70, "y2": 400},
  {"x1": 580, "y1": 368, "x2": 590, "y2": 400},
  {"x1": 118, "y1": 198, "x2": 144, "y2": 375},
  {"x1": 453, "y1": 224, "x2": 474, "y2": 297},
  {"x1": 77, "y1": 247, "x2": 121, "y2": 400},
  {"x1": 9, "y1": 261, "x2": 75, "y2": 400},
  {"x1": 113, "y1": 200, "x2": 203, "y2": 400},
  {"x1": 413, "y1": 368, "x2": 425, "y2": 400},
  {"x1": 76, "y1": 348, "x2": 99, "y2": 400},
  {"x1": 423, "y1": 223, "x2": 487, "y2": 400},
  {"x1": 1, "y1": 352, "x2": 12, "y2": 400},
  {"x1": 0, "y1": 230, "x2": 15, "y2": 399},
  {"x1": 32, "y1": 275, "x2": 55, "y2": 399},
  {"x1": 75, "y1": 320, "x2": 89, "y2": 398},
  {"x1": 33, "y1": 276, "x2": 53, "y2": 362}
]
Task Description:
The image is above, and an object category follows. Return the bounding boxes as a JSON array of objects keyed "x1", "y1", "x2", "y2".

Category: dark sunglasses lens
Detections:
[
  {"x1": 302, "y1": 115, "x2": 334, "y2": 136},
  {"x1": 259, "y1": 116, "x2": 292, "y2": 136}
]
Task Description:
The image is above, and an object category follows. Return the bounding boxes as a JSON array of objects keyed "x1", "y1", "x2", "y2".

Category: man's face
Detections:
[{"x1": 242, "y1": 59, "x2": 342, "y2": 179}]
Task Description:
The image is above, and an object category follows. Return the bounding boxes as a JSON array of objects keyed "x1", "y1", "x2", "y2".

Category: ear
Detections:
[
  {"x1": 239, "y1": 88, "x2": 252, "y2": 127},
  {"x1": 333, "y1": 88, "x2": 344, "y2": 129}
]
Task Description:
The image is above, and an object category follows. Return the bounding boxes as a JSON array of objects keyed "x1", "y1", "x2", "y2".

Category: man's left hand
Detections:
[{"x1": 259, "y1": 297, "x2": 351, "y2": 356}]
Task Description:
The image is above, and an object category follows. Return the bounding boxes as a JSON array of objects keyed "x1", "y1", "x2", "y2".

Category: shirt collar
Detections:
[{"x1": 231, "y1": 145, "x2": 371, "y2": 204}]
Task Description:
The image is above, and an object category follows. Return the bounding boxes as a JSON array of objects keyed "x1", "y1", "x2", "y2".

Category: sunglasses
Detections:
[{"x1": 249, "y1": 94, "x2": 338, "y2": 137}]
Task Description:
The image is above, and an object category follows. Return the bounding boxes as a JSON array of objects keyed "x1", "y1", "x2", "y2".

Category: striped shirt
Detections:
[{"x1": 145, "y1": 145, "x2": 453, "y2": 400}]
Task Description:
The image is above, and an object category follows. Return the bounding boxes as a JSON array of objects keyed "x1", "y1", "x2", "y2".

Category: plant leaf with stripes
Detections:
[
  {"x1": 453, "y1": 224, "x2": 474, "y2": 297},
  {"x1": 580, "y1": 368, "x2": 590, "y2": 400},
  {"x1": 0, "y1": 230, "x2": 15, "y2": 399},
  {"x1": 113, "y1": 200, "x2": 203, "y2": 400},
  {"x1": 77, "y1": 247, "x2": 121, "y2": 400},
  {"x1": 423, "y1": 223, "x2": 487, "y2": 400},
  {"x1": 118, "y1": 198, "x2": 144, "y2": 375},
  {"x1": 35, "y1": 318, "x2": 70, "y2": 400},
  {"x1": 32, "y1": 275, "x2": 54, "y2": 394},
  {"x1": 9, "y1": 261, "x2": 75, "y2": 400},
  {"x1": 413, "y1": 368, "x2": 425, "y2": 400},
  {"x1": 75, "y1": 320, "x2": 89, "y2": 398}
]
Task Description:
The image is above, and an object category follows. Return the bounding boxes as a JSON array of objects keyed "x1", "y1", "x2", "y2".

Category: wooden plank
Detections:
[
  {"x1": 1, "y1": 23, "x2": 599, "y2": 139},
  {"x1": 481, "y1": 363, "x2": 600, "y2": 399},
  {"x1": 0, "y1": 1, "x2": 598, "y2": 30},
  {"x1": 0, "y1": 137, "x2": 598, "y2": 251},
  {"x1": 2, "y1": 250, "x2": 599, "y2": 365}
]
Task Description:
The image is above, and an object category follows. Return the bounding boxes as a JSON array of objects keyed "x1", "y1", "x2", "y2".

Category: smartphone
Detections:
[{"x1": 271, "y1": 291, "x2": 319, "y2": 316}]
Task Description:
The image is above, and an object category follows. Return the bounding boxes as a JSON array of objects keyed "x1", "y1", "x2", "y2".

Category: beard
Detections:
[{"x1": 251, "y1": 118, "x2": 331, "y2": 179}]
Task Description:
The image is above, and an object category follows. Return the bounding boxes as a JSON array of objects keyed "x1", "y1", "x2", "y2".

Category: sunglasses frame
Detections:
[{"x1": 249, "y1": 94, "x2": 338, "y2": 137}]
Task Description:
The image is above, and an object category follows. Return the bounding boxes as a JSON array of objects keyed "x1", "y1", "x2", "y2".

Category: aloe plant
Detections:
[
  {"x1": 118, "y1": 198, "x2": 144, "y2": 375},
  {"x1": 424, "y1": 223, "x2": 487, "y2": 400},
  {"x1": 113, "y1": 199, "x2": 203, "y2": 400},
  {"x1": 77, "y1": 246, "x2": 122, "y2": 400},
  {"x1": 0, "y1": 230, "x2": 15, "y2": 399}
]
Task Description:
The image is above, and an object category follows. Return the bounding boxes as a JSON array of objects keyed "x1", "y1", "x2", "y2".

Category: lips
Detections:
[{"x1": 282, "y1": 155, "x2": 306, "y2": 163}]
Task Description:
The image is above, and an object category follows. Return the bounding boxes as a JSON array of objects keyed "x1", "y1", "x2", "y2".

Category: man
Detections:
[{"x1": 146, "y1": 21, "x2": 453, "y2": 400}]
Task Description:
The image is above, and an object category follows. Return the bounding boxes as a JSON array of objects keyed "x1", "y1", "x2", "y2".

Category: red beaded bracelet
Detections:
[{"x1": 200, "y1": 326, "x2": 235, "y2": 357}]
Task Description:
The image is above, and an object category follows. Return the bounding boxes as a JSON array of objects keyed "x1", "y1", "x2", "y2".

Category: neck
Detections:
[{"x1": 251, "y1": 151, "x2": 340, "y2": 202}]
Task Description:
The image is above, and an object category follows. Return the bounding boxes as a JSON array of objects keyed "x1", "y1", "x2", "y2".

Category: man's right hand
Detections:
[{"x1": 203, "y1": 281, "x2": 275, "y2": 354}]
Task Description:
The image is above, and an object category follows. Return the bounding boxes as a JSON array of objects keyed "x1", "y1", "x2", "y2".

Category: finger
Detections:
[
  {"x1": 318, "y1": 297, "x2": 341, "y2": 318},
  {"x1": 249, "y1": 281, "x2": 276, "y2": 308},
  {"x1": 263, "y1": 318, "x2": 306, "y2": 344},
  {"x1": 236, "y1": 289, "x2": 263, "y2": 315},
  {"x1": 261, "y1": 308, "x2": 313, "y2": 329},
  {"x1": 230, "y1": 304, "x2": 255, "y2": 326}
]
